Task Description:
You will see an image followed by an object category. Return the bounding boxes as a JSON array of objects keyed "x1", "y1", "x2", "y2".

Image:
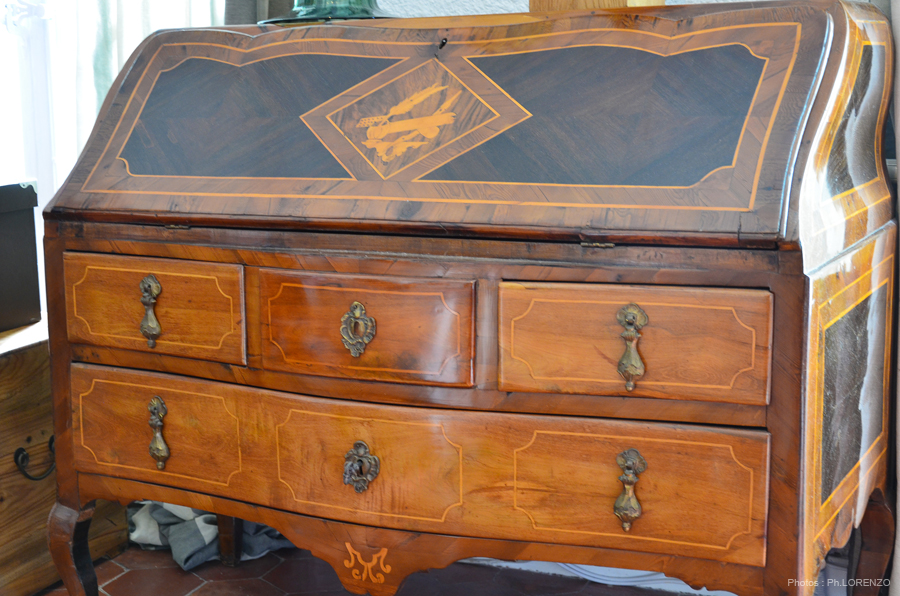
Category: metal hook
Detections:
[{"x1": 14, "y1": 435, "x2": 55, "y2": 481}]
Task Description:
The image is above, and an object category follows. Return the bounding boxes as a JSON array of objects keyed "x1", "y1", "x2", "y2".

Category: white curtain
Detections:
[{"x1": 1, "y1": 0, "x2": 225, "y2": 314}]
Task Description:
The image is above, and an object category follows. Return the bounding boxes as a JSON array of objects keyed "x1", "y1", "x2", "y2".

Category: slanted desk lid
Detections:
[{"x1": 46, "y1": 1, "x2": 891, "y2": 247}]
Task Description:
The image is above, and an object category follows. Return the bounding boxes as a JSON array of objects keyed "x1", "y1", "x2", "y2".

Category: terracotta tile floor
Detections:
[{"x1": 34, "y1": 545, "x2": 666, "y2": 596}]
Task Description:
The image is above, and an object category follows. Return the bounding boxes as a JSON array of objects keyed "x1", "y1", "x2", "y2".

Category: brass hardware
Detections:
[
  {"x1": 343, "y1": 441, "x2": 380, "y2": 493},
  {"x1": 139, "y1": 274, "x2": 162, "y2": 348},
  {"x1": 341, "y1": 301, "x2": 376, "y2": 357},
  {"x1": 148, "y1": 396, "x2": 170, "y2": 470},
  {"x1": 616, "y1": 303, "x2": 648, "y2": 391},
  {"x1": 614, "y1": 448, "x2": 647, "y2": 531}
]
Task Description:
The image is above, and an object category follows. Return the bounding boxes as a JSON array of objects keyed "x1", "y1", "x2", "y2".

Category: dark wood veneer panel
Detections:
[
  {"x1": 426, "y1": 45, "x2": 765, "y2": 186},
  {"x1": 120, "y1": 54, "x2": 400, "y2": 178},
  {"x1": 820, "y1": 283, "x2": 887, "y2": 500}
]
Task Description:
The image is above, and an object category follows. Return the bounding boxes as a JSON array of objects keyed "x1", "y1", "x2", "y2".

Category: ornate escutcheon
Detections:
[
  {"x1": 148, "y1": 396, "x2": 170, "y2": 470},
  {"x1": 344, "y1": 543, "x2": 391, "y2": 584},
  {"x1": 616, "y1": 303, "x2": 648, "y2": 391},
  {"x1": 614, "y1": 448, "x2": 647, "y2": 531},
  {"x1": 343, "y1": 441, "x2": 380, "y2": 493},
  {"x1": 340, "y1": 301, "x2": 376, "y2": 357},
  {"x1": 139, "y1": 274, "x2": 162, "y2": 348}
]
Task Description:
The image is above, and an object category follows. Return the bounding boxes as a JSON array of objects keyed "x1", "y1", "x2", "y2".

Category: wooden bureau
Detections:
[{"x1": 45, "y1": 3, "x2": 895, "y2": 595}]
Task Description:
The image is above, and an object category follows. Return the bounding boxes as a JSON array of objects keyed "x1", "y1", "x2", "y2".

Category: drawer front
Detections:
[
  {"x1": 499, "y1": 283, "x2": 773, "y2": 405},
  {"x1": 259, "y1": 270, "x2": 475, "y2": 386},
  {"x1": 71, "y1": 366, "x2": 242, "y2": 489},
  {"x1": 64, "y1": 253, "x2": 245, "y2": 364},
  {"x1": 271, "y1": 397, "x2": 770, "y2": 566},
  {"x1": 70, "y1": 365, "x2": 768, "y2": 566},
  {"x1": 274, "y1": 408, "x2": 463, "y2": 523}
]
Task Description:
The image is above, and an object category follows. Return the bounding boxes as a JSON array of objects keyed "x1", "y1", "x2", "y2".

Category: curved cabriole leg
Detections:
[
  {"x1": 850, "y1": 489, "x2": 894, "y2": 596},
  {"x1": 48, "y1": 501, "x2": 98, "y2": 596}
]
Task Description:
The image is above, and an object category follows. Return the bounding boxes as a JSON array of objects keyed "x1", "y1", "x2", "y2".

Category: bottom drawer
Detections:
[{"x1": 70, "y1": 365, "x2": 769, "y2": 566}]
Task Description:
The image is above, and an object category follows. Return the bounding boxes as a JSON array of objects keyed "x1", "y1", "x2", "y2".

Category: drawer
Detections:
[
  {"x1": 498, "y1": 282, "x2": 773, "y2": 405},
  {"x1": 259, "y1": 270, "x2": 475, "y2": 386},
  {"x1": 64, "y1": 253, "x2": 245, "y2": 365},
  {"x1": 70, "y1": 365, "x2": 768, "y2": 566},
  {"x1": 70, "y1": 366, "x2": 242, "y2": 490},
  {"x1": 271, "y1": 397, "x2": 769, "y2": 567}
]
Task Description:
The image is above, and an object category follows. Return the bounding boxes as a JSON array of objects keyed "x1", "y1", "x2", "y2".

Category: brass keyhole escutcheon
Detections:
[
  {"x1": 343, "y1": 441, "x2": 380, "y2": 493},
  {"x1": 139, "y1": 274, "x2": 162, "y2": 348},
  {"x1": 341, "y1": 302, "x2": 376, "y2": 357},
  {"x1": 616, "y1": 303, "x2": 648, "y2": 391},
  {"x1": 148, "y1": 396, "x2": 170, "y2": 470},
  {"x1": 614, "y1": 448, "x2": 647, "y2": 531}
]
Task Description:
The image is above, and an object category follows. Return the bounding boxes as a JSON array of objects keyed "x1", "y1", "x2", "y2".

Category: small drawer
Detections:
[
  {"x1": 498, "y1": 282, "x2": 772, "y2": 405},
  {"x1": 259, "y1": 270, "x2": 475, "y2": 386},
  {"x1": 70, "y1": 366, "x2": 242, "y2": 490},
  {"x1": 64, "y1": 253, "x2": 245, "y2": 364}
]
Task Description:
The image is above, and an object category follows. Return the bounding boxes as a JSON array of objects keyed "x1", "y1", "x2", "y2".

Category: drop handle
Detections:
[
  {"x1": 139, "y1": 274, "x2": 162, "y2": 347},
  {"x1": 614, "y1": 448, "x2": 647, "y2": 531},
  {"x1": 148, "y1": 396, "x2": 170, "y2": 470},
  {"x1": 616, "y1": 303, "x2": 648, "y2": 391}
]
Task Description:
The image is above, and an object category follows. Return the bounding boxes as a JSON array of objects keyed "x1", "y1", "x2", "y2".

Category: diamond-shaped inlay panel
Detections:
[{"x1": 329, "y1": 59, "x2": 498, "y2": 179}]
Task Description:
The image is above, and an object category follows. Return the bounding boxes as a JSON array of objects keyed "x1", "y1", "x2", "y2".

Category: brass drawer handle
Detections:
[
  {"x1": 341, "y1": 301, "x2": 376, "y2": 357},
  {"x1": 148, "y1": 396, "x2": 170, "y2": 470},
  {"x1": 614, "y1": 448, "x2": 647, "y2": 531},
  {"x1": 616, "y1": 303, "x2": 648, "y2": 391},
  {"x1": 343, "y1": 441, "x2": 380, "y2": 493},
  {"x1": 139, "y1": 274, "x2": 162, "y2": 348}
]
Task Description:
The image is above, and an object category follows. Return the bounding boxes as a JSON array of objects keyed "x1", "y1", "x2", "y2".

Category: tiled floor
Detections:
[{"x1": 34, "y1": 545, "x2": 666, "y2": 596}]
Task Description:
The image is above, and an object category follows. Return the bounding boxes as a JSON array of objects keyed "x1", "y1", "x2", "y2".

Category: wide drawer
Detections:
[
  {"x1": 64, "y1": 253, "x2": 246, "y2": 364},
  {"x1": 258, "y1": 270, "x2": 475, "y2": 386},
  {"x1": 70, "y1": 365, "x2": 769, "y2": 566},
  {"x1": 498, "y1": 282, "x2": 773, "y2": 405}
]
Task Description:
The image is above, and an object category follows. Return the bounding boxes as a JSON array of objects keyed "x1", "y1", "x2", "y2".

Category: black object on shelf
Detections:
[{"x1": 0, "y1": 182, "x2": 41, "y2": 333}]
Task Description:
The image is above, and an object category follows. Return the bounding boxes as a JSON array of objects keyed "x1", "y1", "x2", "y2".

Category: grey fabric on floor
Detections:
[{"x1": 127, "y1": 501, "x2": 295, "y2": 571}]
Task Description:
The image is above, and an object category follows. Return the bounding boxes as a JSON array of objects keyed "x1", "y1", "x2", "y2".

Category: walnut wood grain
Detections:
[
  {"x1": 80, "y1": 473, "x2": 767, "y2": 596},
  {"x1": 800, "y1": 224, "x2": 896, "y2": 588},
  {"x1": 70, "y1": 364, "x2": 769, "y2": 566},
  {"x1": 47, "y1": 501, "x2": 97, "y2": 596},
  {"x1": 499, "y1": 283, "x2": 773, "y2": 405},
  {"x1": 70, "y1": 367, "x2": 242, "y2": 489},
  {"x1": 64, "y1": 253, "x2": 246, "y2": 365},
  {"x1": 43, "y1": 3, "x2": 844, "y2": 246},
  {"x1": 41, "y1": 3, "x2": 896, "y2": 595},
  {"x1": 794, "y1": 8, "x2": 894, "y2": 269},
  {"x1": 259, "y1": 270, "x2": 475, "y2": 386},
  {"x1": 53, "y1": 222, "x2": 783, "y2": 427}
]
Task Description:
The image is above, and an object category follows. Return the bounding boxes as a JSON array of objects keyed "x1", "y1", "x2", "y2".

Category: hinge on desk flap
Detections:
[
  {"x1": 579, "y1": 229, "x2": 615, "y2": 248},
  {"x1": 164, "y1": 224, "x2": 190, "y2": 230}
]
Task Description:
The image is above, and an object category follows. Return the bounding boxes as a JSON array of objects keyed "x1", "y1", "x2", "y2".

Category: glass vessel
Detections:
[{"x1": 262, "y1": 0, "x2": 391, "y2": 24}]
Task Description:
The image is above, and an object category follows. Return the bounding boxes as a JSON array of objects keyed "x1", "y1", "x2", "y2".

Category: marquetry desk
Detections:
[{"x1": 45, "y1": 2, "x2": 895, "y2": 595}]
